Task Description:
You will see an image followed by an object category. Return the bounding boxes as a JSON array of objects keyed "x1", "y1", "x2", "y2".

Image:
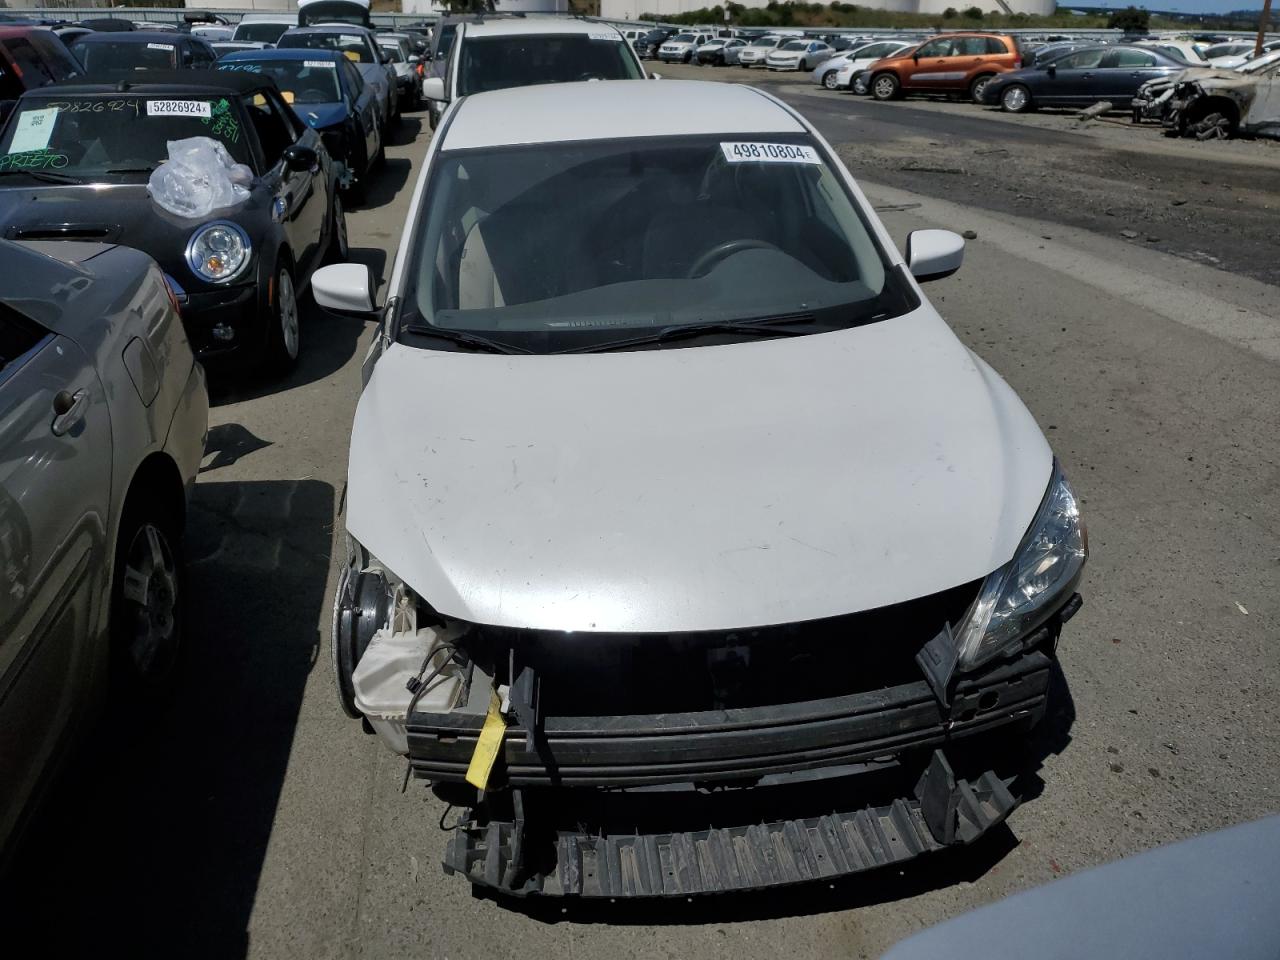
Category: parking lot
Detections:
[{"x1": 6, "y1": 64, "x2": 1279, "y2": 960}]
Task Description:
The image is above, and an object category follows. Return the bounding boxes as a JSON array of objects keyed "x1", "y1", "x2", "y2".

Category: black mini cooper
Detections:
[{"x1": 0, "y1": 70, "x2": 347, "y2": 374}]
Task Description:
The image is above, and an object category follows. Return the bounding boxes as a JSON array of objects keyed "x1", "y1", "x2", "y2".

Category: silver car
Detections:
[{"x1": 0, "y1": 240, "x2": 207, "y2": 854}]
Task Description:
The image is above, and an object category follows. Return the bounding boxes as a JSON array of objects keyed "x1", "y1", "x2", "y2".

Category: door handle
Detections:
[{"x1": 51, "y1": 388, "x2": 87, "y2": 437}]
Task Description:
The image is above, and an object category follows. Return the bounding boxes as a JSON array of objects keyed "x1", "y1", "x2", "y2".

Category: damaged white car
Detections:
[
  {"x1": 1133, "y1": 49, "x2": 1280, "y2": 137},
  {"x1": 312, "y1": 79, "x2": 1088, "y2": 898}
]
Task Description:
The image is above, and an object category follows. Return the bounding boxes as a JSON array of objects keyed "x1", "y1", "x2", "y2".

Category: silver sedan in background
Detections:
[{"x1": 0, "y1": 240, "x2": 207, "y2": 857}]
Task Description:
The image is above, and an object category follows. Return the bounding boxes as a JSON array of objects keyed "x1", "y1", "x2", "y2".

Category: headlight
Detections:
[
  {"x1": 185, "y1": 220, "x2": 251, "y2": 283},
  {"x1": 954, "y1": 461, "x2": 1088, "y2": 669}
]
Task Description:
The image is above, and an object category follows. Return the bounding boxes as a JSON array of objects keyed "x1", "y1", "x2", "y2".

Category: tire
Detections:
[
  {"x1": 263, "y1": 263, "x2": 300, "y2": 375},
  {"x1": 822, "y1": 70, "x2": 839, "y2": 90},
  {"x1": 871, "y1": 72, "x2": 900, "y2": 101},
  {"x1": 1001, "y1": 83, "x2": 1032, "y2": 113},
  {"x1": 110, "y1": 496, "x2": 183, "y2": 697},
  {"x1": 683, "y1": 51, "x2": 692, "y2": 63},
  {"x1": 969, "y1": 73, "x2": 995, "y2": 103},
  {"x1": 326, "y1": 191, "x2": 349, "y2": 263}
]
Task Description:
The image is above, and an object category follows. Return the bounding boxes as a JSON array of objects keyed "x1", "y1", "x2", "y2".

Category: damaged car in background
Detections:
[
  {"x1": 314, "y1": 80, "x2": 1088, "y2": 899},
  {"x1": 1132, "y1": 49, "x2": 1280, "y2": 137}
]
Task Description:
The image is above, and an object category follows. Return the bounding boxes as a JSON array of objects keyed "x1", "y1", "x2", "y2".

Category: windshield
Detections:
[
  {"x1": 232, "y1": 22, "x2": 290, "y2": 44},
  {"x1": 79, "y1": 40, "x2": 178, "y2": 72},
  {"x1": 403, "y1": 134, "x2": 909, "y2": 354},
  {"x1": 0, "y1": 95, "x2": 253, "y2": 176},
  {"x1": 457, "y1": 35, "x2": 642, "y2": 95},
  {"x1": 278, "y1": 31, "x2": 374, "y2": 63},
  {"x1": 672, "y1": 34, "x2": 694, "y2": 43},
  {"x1": 219, "y1": 58, "x2": 341, "y2": 103},
  {"x1": 380, "y1": 44, "x2": 403, "y2": 62},
  {"x1": 780, "y1": 40, "x2": 807, "y2": 51}
]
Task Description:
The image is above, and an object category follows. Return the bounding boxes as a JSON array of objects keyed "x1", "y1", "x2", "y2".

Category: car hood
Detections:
[
  {"x1": 347, "y1": 307, "x2": 1053, "y2": 634},
  {"x1": 0, "y1": 182, "x2": 270, "y2": 285},
  {"x1": 295, "y1": 100, "x2": 349, "y2": 128}
]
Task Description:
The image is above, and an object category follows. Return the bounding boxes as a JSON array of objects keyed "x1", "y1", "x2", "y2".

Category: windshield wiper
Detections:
[
  {"x1": 401, "y1": 321, "x2": 531, "y2": 355},
  {"x1": 559, "y1": 314, "x2": 826, "y2": 354},
  {"x1": 105, "y1": 167, "x2": 155, "y2": 174},
  {"x1": 0, "y1": 169, "x2": 84, "y2": 185}
]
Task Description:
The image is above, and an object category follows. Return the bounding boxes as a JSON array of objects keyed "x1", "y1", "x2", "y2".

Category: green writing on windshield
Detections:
[
  {"x1": 0, "y1": 150, "x2": 70, "y2": 170},
  {"x1": 200, "y1": 98, "x2": 241, "y2": 143}
]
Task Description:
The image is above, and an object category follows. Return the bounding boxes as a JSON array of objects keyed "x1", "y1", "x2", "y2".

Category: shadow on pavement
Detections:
[
  {"x1": 350, "y1": 157, "x2": 412, "y2": 212},
  {"x1": 1, "y1": 478, "x2": 334, "y2": 958},
  {"x1": 208, "y1": 245, "x2": 384, "y2": 407},
  {"x1": 387, "y1": 114, "x2": 424, "y2": 147}
]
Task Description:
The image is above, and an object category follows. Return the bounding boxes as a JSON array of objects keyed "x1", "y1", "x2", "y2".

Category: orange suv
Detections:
[{"x1": 866, "y1": 33, "x2": 1023, "y2": 104}]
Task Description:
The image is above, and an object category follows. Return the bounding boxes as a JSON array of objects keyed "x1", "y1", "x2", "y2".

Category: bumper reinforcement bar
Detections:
[{"x1": 442, "y1": 749, "x2": 1018, "y2": 897}]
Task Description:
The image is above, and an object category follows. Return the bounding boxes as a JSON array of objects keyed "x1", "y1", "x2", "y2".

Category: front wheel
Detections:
[
  {"x1": 822, "y1": 71, "x2": 839, "y2": 90},
  {"x1": 969, "y1": 74, "x2": 995, "y2": 103},
  {"x1": 263, "y1": 264, "x2": 300, "y2": 375},
  {"x1": 871, "y1": 72, "x2": 900, "y2": 101},
  {"x1": 683, "y1": 51, "x2": 692, "y2": 63},
  {"x1": 1001, "y1": 83, "x2": 1032, "y2": 113}
]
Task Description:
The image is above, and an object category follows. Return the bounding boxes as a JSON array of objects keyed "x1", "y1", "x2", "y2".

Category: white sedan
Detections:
[
  {"x1": 311, "y1": 79, "x2": 1088, "y2": 899},
  {"x1": 765, "y1": 38, "x2": 833, "y2": 71}
]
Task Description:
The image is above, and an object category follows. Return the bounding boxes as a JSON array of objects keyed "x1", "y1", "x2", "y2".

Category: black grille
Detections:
[{"x1": 457, "y1": 579, "x2": 981, "y2": 717}]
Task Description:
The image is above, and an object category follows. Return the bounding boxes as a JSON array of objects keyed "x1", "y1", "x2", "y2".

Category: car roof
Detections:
[
  {"x1": 221, "y1": 47, "x2": 345, "y2": 61},
  {"x1": 76, "y1": 30, "x2": 189, "y2": 44},
  {"x1": 38, "y1": 69, "x2": 272, "y2": 96},
  {"x1": 445, "y1": 80, "x2": 803, "y2": 152},
  {"x1": 237, "y1": 13, "x2": 298, "y2": 22},
  {"x1": 461, "y1": 17, "x2": 622, "y2": 38}
]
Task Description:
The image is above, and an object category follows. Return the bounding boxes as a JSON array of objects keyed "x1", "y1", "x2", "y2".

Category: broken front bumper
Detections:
[
  {"x1": 445, "y1": 749, "x2": 1019, "y2": 897},
  {"x1": 413, "y1": 595, "x2": 1080, "y2": 897},
  {"x1": 407, "y1": 648, "x2": 1054, "y2": 788}
]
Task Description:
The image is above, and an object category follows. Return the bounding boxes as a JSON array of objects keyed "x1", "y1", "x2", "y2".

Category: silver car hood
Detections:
[{"x1": 346, "y1": 307, "x2": 1052, "y2": 633}]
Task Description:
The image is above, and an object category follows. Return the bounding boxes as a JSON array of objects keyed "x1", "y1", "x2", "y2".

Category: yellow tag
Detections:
[
  {"x1": 344, "y1": 50, "x2": 360, "y2": 62},
  {"x1": 253, "y1": 93, "x2": 266, "y2": 106},
  {"x1": 281, "y1": 90, "x2": 296, "y2": 104},
  {"x1": 465, "y1": 691, "x2": 506, "y2": 790}
]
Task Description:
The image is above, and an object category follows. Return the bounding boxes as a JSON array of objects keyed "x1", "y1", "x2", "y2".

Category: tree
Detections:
[
  {"x1": 1107, "y1": 5, "x2": 1150, "y2": 33},
  {"x1": 962, "y1": 5, "x2": 983, "y2": 18},
  {"x1": 943, "y1": 6, "x2": 958, "y2": 17}
]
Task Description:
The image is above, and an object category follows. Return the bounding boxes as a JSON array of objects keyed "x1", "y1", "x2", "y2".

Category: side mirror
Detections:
[
  {"x1": 422, "y1": 76, "x2": 446, "y2": 101},
  {"x1": 282, "y1": 144, "x2": 317, "y2": 171},
  {"x1": 313, "y1": 263, "x2": 377, "y2": 315},
  {"x1": 906, "y1": 229, "x2": 964, "y2": 283}
]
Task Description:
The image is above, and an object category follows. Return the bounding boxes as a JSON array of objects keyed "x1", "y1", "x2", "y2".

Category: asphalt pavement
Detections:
[{"x1": 5, "y1": 71, "x2": 1278, "y2": 960}]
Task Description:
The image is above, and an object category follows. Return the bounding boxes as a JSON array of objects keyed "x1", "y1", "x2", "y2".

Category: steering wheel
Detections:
[{"x1": 687, "y1": 238, "x2": 781, "y2": 278}]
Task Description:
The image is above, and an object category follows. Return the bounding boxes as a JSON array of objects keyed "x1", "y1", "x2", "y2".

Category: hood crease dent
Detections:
[{"x1": 347, "y1": 309, "x2": 1053, "y2": 634}]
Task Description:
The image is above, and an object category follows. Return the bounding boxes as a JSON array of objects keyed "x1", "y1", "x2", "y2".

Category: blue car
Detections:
[{"x1": 219, "y1": 48, "x2": 381, "y2": 194}]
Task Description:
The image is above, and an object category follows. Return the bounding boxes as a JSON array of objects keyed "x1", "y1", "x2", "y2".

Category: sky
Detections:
[{"x1": 1066, "y1": 1, "x2": 1266, "y2": 13}]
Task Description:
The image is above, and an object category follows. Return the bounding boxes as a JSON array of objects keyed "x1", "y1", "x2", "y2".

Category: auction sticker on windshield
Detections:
[
  {"x1": 147, "y1": 100, "x2": 212, "y2": 119},
  {"x1": 720, "y1": 142, "x2": 822, "y2": 164},
  {"x1": 8, "y1": 108, "x2": 58, "y2": 154},
  {"x1": 588, "y1": 31, "x2": 622, "y2": 41},
  {"x1": 147, "y1": 42, "x2": 175, "y2": 51},
  {"x1": 304, "y1": 60, "x2": 337, "y2": 68}
]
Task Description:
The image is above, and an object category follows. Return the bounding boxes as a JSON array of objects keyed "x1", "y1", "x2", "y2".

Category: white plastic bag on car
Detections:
[{"x1": 147, "y1": 136, "x2": 254, "y2": 219}]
